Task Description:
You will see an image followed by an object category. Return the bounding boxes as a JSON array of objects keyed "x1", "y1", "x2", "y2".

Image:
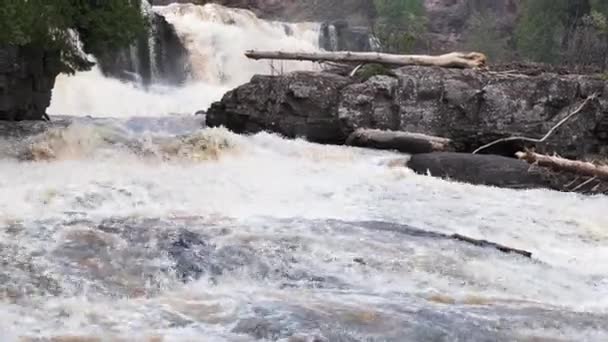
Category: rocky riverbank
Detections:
[
  {"x1": 208, "y1": 66, "x2": 607, "y2": 159},
  {"x1": 207, "y1": 66, "x2": 608, "y2": 194}
]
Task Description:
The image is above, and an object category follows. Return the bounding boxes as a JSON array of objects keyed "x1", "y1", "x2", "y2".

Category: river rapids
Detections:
[{"x1": 1, "y1": 3, "x2": 608, "y2": 342}]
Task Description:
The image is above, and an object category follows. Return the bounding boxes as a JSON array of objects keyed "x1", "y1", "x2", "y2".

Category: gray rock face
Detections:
[
  {"x1": 207, "y1": 71, "x2": 353, "y2": 144},
  {"x1": 0, "y1": 46, "x2": 62, "y2": 121},
  {"x1": 96, "y1": 13, "x2": 189, "y2": 86},
  {"x1": 207, "y1": 66, "x2": 608, "y2": 159}
]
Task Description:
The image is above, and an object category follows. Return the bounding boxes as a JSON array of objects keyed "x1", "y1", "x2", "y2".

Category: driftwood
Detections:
[
  {"x1": 473, "y1": 94, "x2": 597, "y2": 154},
  {"x1": 245, "y1": 50, "x2": 488, "y2": 69},
  {"x1": 451, "y1": 234, "x2": 532, "y2": 258},
  {"x1": 516, "y1": 151, "x2": 608, "y2": 180},
  {"x1": 346, "y1": 129, "x2": 452, "y2": 154},
  {"x1": 352, "y1": 220, "x2": 532, "y2": 258}
]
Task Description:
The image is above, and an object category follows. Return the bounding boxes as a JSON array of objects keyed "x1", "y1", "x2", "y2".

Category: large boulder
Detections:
[
  {"x1": 207, "y1": 66, "x2": 608, "y2": 160},
  {"x1": 207, "y1": 71, "x2": 353, "y2": 144}
]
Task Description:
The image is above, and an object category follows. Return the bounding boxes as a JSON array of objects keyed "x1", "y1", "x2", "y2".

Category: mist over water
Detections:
[{"x1": 3, "y1": 3, "x2": 608, "y2": 342}]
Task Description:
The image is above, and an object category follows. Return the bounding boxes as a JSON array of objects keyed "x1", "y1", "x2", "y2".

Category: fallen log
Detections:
[
  {"x1": 516, "y1": 151, "x2": 608, "y2": 180},
  {"x1": 346, "y1": 129, "x2": 452, "y2": 154},
  {"x1": 245, "y1": 50, "x2": 487, "y2": 69}
]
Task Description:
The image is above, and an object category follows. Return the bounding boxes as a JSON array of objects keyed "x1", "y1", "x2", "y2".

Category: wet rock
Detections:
[
  {"x1": 96, "y1": 13, "x2": 189, "y2": 86},
  {"x1": 0, "y1": 45, "x2": 62, "y2": 121},
  {"x1": 407, "y1": 152, "x2": 553, "y2": 189},
  {"x1": 208, "y1": 66, "x2": 608, "y2": 160},
  {"x1": 207, "y1": 72, "x2": 353, "y2": 144},
  {"x1": 164, "y1": 229, "x2": 217, "y2": 281},
  {"x1": 233, "y1": 317, "x2": 283, "y2": 340}
]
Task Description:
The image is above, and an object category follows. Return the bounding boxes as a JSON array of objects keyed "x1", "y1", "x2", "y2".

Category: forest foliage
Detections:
[
  {"x1": 373, "y1": 0, "x2": 608, "y2": 69},
  {"x1": 0, "y1": 0, "x2": 147, "y2": 72}
]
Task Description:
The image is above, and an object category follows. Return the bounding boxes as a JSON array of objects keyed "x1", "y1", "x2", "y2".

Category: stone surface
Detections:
[
  {"x1": 207, "y1": 66, "x2": 608, "y2": 160},
  {"x1": 96, "y1": 13, "x2": 189, "y2": 86},
  {"x1": 0, "y1": 45, "x2": 62, "y2": 121},
  {"x1": 407, "y1": 152, "x2": 552, "y2": 189},
  {"x1": 207, "y1": 71, "x2": 353, "y2": 144}
]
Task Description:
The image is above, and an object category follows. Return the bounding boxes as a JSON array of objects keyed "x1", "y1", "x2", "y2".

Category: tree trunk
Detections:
[
  {"x1": 516, "y1": 151, "x2": 608, "y2": 180},
  {"x1": 346, "y1": 129, "x2": 452, "y2": 154},
  {"x1": 245, "y1": 50, "x2": 487, "y2": 69}
]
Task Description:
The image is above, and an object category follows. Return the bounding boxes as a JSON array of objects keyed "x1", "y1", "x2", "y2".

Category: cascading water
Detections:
[
  {"x1": 48, "y1": 3, "x2": 322, "y2": 117},
  {"x1": 2, "y1": 2, "x2": 608, "y2": 341}
]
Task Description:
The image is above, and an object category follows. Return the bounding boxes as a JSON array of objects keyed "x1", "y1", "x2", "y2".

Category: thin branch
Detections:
[
  {"x1": 472, "y1": 93, "x2": 597, "y2": 154},
  {"x1": 571, "y1": 177, "x2": 598, "y2": 192},
  {"x1": 349, "y1": 63, "x2": 364, "y2": 77}
]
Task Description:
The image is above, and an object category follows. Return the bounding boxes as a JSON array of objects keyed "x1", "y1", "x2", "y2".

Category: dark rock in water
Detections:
[
  {"x1": 232, "y1": 317, "x2": 283, "y2": 340},
  {"x1": 207, "y1": 66, "x2": 608, "y2": 160},
  {"x1": 163, "y1": 229, "x2": 218, "y2": 281},
  {"x1": 0, "y1": 46, "x2": 62, "y2": 121},
  {"x1": 207, "y1": 72, "x2": 353, "y2": 144},
  {"x1": 407, "y1": 152, "x2": 553, "y2": 189}
]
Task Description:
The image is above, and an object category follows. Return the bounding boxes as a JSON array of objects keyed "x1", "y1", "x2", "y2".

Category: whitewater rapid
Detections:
[
  {"x1": 3, "y1": 3, "x2": 608, "y2": 341},
  {"x1": 0, "y1": 116, "x2": 607, "y2": 340}
]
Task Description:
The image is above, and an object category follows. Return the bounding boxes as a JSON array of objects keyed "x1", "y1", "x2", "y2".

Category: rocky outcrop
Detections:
[
  {"x1": 96, "y1": 13, "x2": 189, "y2": 86},
  {"x1": 207, "y1": 71, "x2": 353, "y2": 144},
  {"x1": 207, "y1": 66, "x2": 608, "y2": 160},
  {"x1": 0, "y1": 46, "x2": 62, "y2": 121}
]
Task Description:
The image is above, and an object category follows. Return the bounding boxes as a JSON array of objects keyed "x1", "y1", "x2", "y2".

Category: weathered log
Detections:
[
  {"x1": 245, "y1": 50, "x2": 487, "y2": 69},
  {"x1": 346, "y1": 129, "x2": 452, "y2": 154},
  {"x1": 516, "y1": 151, "x2": 608, "y2": 180}
]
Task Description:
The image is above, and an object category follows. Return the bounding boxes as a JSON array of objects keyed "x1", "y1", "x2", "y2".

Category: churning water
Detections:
[{"x1": 3, "y1": 3, "x2": 608, "y2": 342}]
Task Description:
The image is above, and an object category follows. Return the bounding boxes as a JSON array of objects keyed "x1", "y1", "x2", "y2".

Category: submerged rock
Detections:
[
  {"x1": 207, "y1": 66, "x2": 608, "y2": 160},
  {"x1": 407, "y1": 152, "x2": 553, "y2": 189}
]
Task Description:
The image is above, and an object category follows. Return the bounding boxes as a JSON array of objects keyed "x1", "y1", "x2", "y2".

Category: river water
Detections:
[{"x1": 1, "y1": 3, "x2": 608, "y2": 342}]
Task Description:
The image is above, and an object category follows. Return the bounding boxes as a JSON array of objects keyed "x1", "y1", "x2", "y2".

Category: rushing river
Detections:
[{"x1": 1, "y1": 3, "x2": 608, "y2": 342}]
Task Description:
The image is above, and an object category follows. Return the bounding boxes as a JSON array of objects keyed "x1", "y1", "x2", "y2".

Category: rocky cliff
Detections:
[
  {"x1": 0, "y1": 46, "x2": 62, "y2": 121},
  {"x1": 97, "y1": 12, "x2": 189, "y2": 86},
  {"x1": 207, "y1": 67, "x2": 608, "y2": 160}
]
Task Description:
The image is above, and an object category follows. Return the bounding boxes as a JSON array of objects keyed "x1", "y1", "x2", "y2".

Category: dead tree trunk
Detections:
[
  {"x1": 346, "y1": 129, "x2": 452, "y2": 154},
  {"x1": 516, "y1": 151, "x2": 608, "y2": 180},
  {"x1": 245, "y1": 50, "x2": 487, "y2": 69}
]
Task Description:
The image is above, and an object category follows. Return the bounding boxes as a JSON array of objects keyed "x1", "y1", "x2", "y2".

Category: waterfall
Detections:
[
  {"x1": 155, "y1": 3, "x2": 321, "y2": 87},
  {"x1": 48, "y1": 3, "x2": 322, "y2": 117}
]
